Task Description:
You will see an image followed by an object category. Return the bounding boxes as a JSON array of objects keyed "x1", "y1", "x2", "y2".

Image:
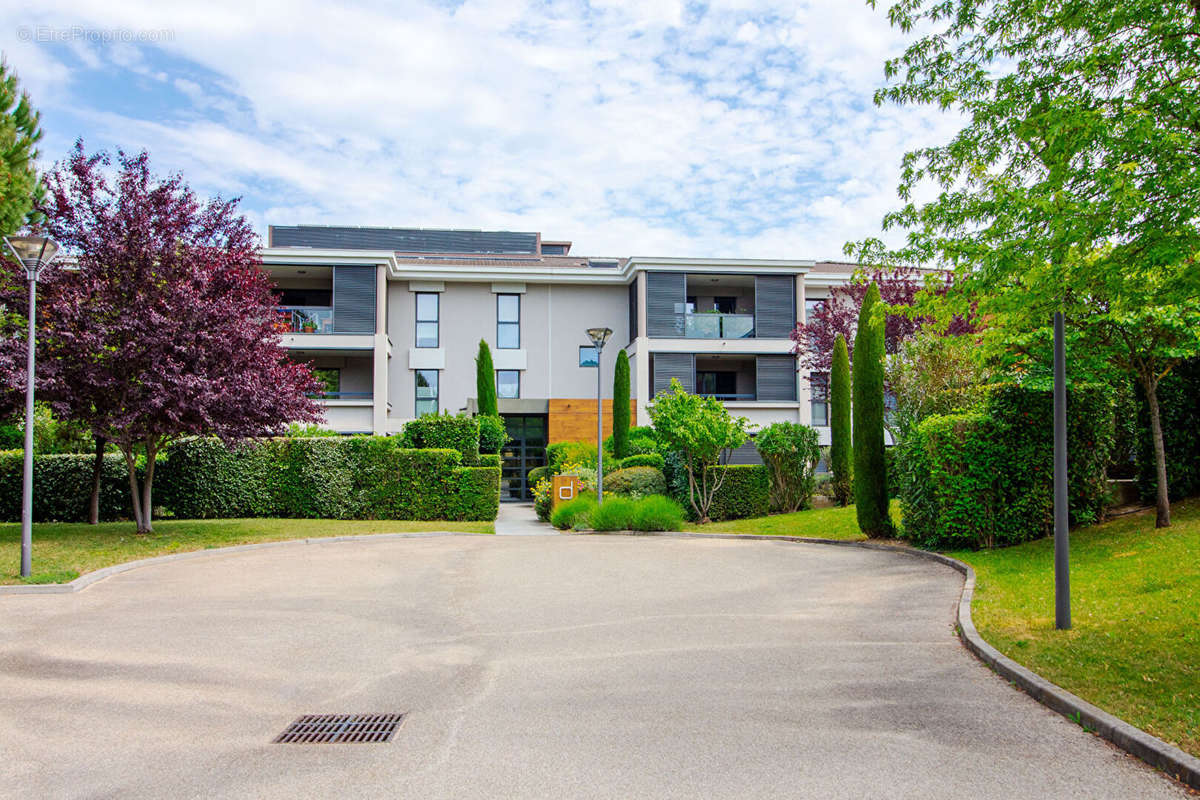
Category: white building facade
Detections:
[{"x1": 261, "y1": 225, "x2": 858, "y2": 499}]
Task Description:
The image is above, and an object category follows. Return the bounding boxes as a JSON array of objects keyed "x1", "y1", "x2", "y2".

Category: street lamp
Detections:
[
  {"x1": 4, "y1": 235, "x2": 61, "y2": 578},
  {"x1": 586, "y1": 327, "x2": 613, "y2": 504}
]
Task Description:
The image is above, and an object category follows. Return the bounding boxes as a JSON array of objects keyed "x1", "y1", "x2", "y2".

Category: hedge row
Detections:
[
  {"x1": 0, "y1": 452, "x2": 135, "y2": 522},
  {"x1": 706, "y1": 465, "x2": 770, "y2": 521},
  {"x1": 896, "y1": 384, "x2": 1114, "y2": 550},
  {"x1": 157, "y1": 437, "x2": 499, "y2": 521}
]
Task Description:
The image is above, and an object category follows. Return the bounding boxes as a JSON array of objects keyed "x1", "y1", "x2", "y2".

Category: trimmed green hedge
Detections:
[
  {"x1": 617, "y1": 453, "x2": 665, "y2": 470},
  {"x1": 897, "y1": 383, "x2": 1114, "y2": 549},
  {"x1": 705, "y1": 465, "x2": 770, "y2": 522},
  {"x1": 157, "y1": 437, "x2": 498, "y2": 521},
  {"x1": 400, "y1": 414, "x2": 481, "y2": 465},
  {"x1": 0, "y1": 451, "x2": 134, "y2": 522},
  {"x1": 604, "y1": 466, "x2": 667, "y2": 497}
]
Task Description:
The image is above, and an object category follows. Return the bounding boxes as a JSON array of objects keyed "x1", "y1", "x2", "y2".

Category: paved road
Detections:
[{"x1": 0, "y1": 535, "x2": 1186, "y2": 799}]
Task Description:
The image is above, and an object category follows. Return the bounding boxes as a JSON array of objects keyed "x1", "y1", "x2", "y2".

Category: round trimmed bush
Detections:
[
  {"x1": 603, "y1": 466, "x2": 667, "y2": 497},
  {"x1": 617, "y1": 453, "x2": 665, "y2": 470},
  {"x1": 589, "y1": 496, "x2": 637, "y2": 530},
  {"x1": 632, "y1": 495, "x2": 683, "y2": 531}
]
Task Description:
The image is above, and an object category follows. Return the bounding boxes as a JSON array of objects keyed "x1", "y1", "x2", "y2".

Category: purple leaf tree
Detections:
[{"x1": 6, "y1": 143, "x2": 323, "y2": 532}]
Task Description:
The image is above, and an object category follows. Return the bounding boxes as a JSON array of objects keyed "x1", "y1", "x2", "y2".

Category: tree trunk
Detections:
[
  {"x1": 123, "y1": 448, "x2": 145, "y2": 532},
  {"x1": 88, "y1": 436, "x2": 105, "y2": 525},
  {"x1": 1143, "y1": 377, "x2": 1171, "y2": 528},
  {"x1": 140, "y1": 442, "x2": 157, "y2": 534}
]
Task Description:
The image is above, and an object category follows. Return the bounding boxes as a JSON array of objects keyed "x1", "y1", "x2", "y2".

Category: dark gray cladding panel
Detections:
[
  {"x1": 756, "y1": 354, "x2": 797, "y2": 401},
  {"x1": 628, "y1": 281, "x2": 639, "y2": 341},
  {"x1": 270, "y1": 225, "x2": 539, "y2": 254},
  {"x1": 755, "y1": 275, "x2": 796, "y2": 338},
  {"x1": 653, "y1": 353, "x2": 694, "y2": 396},
  {"x1": 646, "y1": 272, "x2": 686, "y2": 337},
  {"x1": 333, "y1": 266, "x2": 376, "y2": 333}
]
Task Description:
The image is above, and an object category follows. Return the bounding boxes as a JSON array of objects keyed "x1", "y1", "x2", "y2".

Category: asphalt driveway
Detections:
[{"x1": 0, "y1": 534, "x2": 1186, "y2": 799}]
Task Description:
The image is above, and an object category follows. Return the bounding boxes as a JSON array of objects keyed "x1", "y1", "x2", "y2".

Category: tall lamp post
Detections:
[
  {"x1": 1053, "y1": 311, "x2": 1070, "y2": 630},
  {"x1": 4, "y1": 235, "x2": 61, "y2": 578},
  {"x1": 586, "y1": 327, "x2": 613, "y2": 504}
]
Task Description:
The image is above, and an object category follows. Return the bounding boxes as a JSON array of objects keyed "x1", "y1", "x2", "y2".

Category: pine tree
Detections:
[
  {"x1": 852, "y1": 284, "x2": 892, "y2": 537},
  {"x1": 0, "y1": 61, "x2": 43, "y2": 236},
  {"x1": 475, "y1": 339, "x2": 497, "y2": 416},
  {"x1": 612, "y1": 349, "x2": 630, "y2": 458},
  {"x1": 829, "y1": 333, "x2": 852, "y2": 506}
]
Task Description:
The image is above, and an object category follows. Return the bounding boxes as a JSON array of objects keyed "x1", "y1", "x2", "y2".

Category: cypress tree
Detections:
[
  {"x1": 475, "y1": 339, "x2": 497, "y2": 416},
  {"x1": 612, "y1": 349, "x2": 631, "y2": 458},
  {"x1": 852, "y1": 283, "x2": 892, "y2": 537},
  {"x1": 829, "y1": 333, "x2": 852, "y2": 506}
]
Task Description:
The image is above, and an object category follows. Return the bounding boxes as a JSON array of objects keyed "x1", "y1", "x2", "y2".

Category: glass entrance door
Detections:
[{"x1": 500, "y1": 415, "x2": 547, "y2": 501}]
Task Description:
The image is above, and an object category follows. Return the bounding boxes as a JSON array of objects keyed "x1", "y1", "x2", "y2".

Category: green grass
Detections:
[
  {"x1": 0, "y1": 517, "x2": 493, "y2": 585},
  {"x1": 951, "y1": 499, "x2": 1200, "y2": 758},
  {"x1": 682, "y1": 501, "x2": 888, "y2": 540}
]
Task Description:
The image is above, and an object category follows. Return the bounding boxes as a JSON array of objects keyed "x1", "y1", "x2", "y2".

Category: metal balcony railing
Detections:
[{"x1": 278, "y1": 306, "x2": 334, "y2": 334}]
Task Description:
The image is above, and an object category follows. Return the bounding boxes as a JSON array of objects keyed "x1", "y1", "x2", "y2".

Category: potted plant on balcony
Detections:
[{"x1": 302, "y1": 320, "x2": 316, "y2": 333}]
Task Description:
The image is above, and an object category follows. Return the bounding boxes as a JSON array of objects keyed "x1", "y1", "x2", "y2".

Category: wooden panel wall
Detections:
[{"x1": 548, "y1": 398, "x2": 639, "y2": 444}]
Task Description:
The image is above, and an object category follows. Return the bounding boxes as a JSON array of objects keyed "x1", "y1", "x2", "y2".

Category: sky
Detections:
[{"x1": 1, "y1": 0, "x2": 961, "y2": 259}]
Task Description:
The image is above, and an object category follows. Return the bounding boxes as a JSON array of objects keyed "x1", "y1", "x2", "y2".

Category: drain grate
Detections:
[{"x1": 273, "y1": 713, "x2": 405, "y2": 744}]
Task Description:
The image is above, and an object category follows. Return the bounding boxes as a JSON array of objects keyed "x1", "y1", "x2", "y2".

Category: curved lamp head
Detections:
[
  {"x1": 586, "y1": 327, "x2": 613, "y2": 351},
  {"x1": 4, "y1": 235, "x2": 60, "y2": 281}
]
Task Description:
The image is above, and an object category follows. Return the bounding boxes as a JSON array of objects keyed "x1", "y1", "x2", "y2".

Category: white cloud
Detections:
[{"x1": 0, "y1": 0, "x2": 963, "y2": 259}]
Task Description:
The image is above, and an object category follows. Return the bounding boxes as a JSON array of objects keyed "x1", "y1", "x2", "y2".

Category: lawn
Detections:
[
  {"x1": 0, "y1": 517, "x2": 493, "y2": 585},
  {"x1": 682, "y1": 501, "x2": 886, "y2": 540},
  {"x1": 951, "y1": 499, "x2": 1200, "y2": 759}
]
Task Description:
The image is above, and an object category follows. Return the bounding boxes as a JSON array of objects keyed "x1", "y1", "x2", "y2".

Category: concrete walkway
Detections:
[
  {"x1": 0, "y1": 535, "x2": 1187, "y2": 799},
  {"x1": 494, "y1": 501, "x2": 557, "y2": 535}
]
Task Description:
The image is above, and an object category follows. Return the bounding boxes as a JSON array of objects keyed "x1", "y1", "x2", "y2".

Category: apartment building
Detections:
[{"x1": 261, "y1": 225, "x2": 858, "y2": 499}]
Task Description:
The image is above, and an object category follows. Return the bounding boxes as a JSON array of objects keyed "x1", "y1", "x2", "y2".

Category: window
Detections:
[
  {"x1": 811, "y1": 372, "x2": 829, "y2": 426},
  {"x1": 497, "y1": 370, "x2": 520, "y2": 399},
  {"x1": 415, "y1": 369, "x2": 438, "y2": 416},
  {"x1": 415, "y1": 293, "x2": 439, "y2": 348},
  {"x1": 497, "y1": 294, "x2": 520, "y2": 349},
  {"x1": 313, "y1": 368, "x2": 340, "y2": 397},
  {"x1": 697, "y1": 371, "x2": 737, "y2": 397},
  {"x1": 579, "y1": 346, "x2": 598, "y2": 367},
  {"x1": 805, "y1": 298, "x2": 825, "y2": 321},
  {"x1": 685, "y1": 295, "x2": 697, "y2": 313}
]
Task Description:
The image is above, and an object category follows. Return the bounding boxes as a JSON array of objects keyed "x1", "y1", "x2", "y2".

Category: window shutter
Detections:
[
  {"x1": 754, "y1": 275, "x2": 795, "y2": 339},
  {"x1": 756, "y1": 354, "x2": 797, "y2": 401},
  {"x1": 646, "y1": 272, "x2": 685, "y2": 337},
  {"x1": 653, "y1": 353, "x2": 694, "y2": 396},
  {"x1": 333, "y1": 266, "x2": 376, "y2": 333}
]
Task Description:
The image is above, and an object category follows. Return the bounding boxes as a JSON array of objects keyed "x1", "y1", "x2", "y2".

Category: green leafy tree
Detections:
[
  {"x1": 829, "y1": 334, "x2": 853, "y2": 505},
  {"x1": 755, "y1": 421, "x2": 821, "y2": 513},
  {"x1": 612, "y1": 349, "x2": 630, "y2": 458},
  {"x1": 0, "y1": 60, "x2": 42, "y2": 236},
  {"x1": 475, "y1": 339, "x2": 497, "y2": 416},
  {"x1": 853, "y1": 284, "x2": 892, "y2": 538},
  {"x1": 648, "y1": 379, "x2": 748, "y2": 523},
  {"x1": 855, "y1": 0, "x2": 1200, "y2": 527}
]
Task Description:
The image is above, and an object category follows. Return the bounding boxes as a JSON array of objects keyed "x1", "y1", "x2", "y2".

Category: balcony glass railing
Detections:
[
  {"x1": 697, "y1": 392, "x2": 756, "y2": 401},
  {"x1": 682, "y1": 312, "x2": 755, "y2": 339},
  {"x1": 309, "y1": 391, "x2": 373, "y2": 401},
  {"x1": 278, "y1": 306, "x2": 334, "y2": 334}
]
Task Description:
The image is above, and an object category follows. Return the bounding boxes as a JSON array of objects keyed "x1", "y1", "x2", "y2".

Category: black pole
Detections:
[{"x1": 1053, "y1": 311, "x2": 1070, "y2": 630}]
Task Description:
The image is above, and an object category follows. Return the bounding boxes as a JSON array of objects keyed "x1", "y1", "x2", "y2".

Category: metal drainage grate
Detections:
[{"x1": 273, "y1": 713, "x2": 405, "y2": 744}]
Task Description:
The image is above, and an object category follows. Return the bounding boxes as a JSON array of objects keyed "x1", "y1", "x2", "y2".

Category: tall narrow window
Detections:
[
  {"x1": 415, "y1": 370, "x2": 438, "y2": 416},
  {"x1": 497, "y1": 294, "x2": 520, "y2": 349},
  {"x1": 496, "y1": 370, "x2": 520, "y2": 399},
  {"x1": 810, "y1": 373, "x2": 830, "y2": 426},
  {"x1": 415, "y1": 293, "x2": 439, "y2": 348}
]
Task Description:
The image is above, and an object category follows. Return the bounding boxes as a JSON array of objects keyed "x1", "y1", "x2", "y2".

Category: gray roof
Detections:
[{"x1": 269, "y1": 225, "x2": 540, "y2": 254}]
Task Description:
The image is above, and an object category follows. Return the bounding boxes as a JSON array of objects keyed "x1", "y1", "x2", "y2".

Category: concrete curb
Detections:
[
  {"x1": 0, "y1": 531, "x2": 488, "y2": 596},
  {"x1": 583, "y1": 529, "x2": 1200, "y2": 791}
]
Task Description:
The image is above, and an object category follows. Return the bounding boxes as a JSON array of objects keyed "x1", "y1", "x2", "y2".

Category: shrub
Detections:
[
  {"x1": 0, "y1": 451, "x2": 133, "y2": 522},
  {"x1": 589, "y1": 496, "x2": 637, "y2": 530},
  {"x1": 603, "y1": 466, "x2": 668, "y2": 498},
  {"x1": 477, "y1": 415, "x2": 508, "y2": 454},
  {"x1": 626, "y1": 427, "x2": 660, "y2": 457},
  {"x1": 852, "y1": 283, "x2": 893, "y2": 538},
  {"x1": 546, "y1": 440, "x2": 597, "y2": 471},
  {"x1": 829, "y1": 333, "x2": 853, "y2": 505},
  {"x1": 476, "y1": 339, "x2": 498, "y2": 416},
  {"x1": 478, "y1": 453, "x2": 501, "y2": 467},
  {"x1": 401, "y1": 413, "x2": 481, "y2": 465},
  {"x1": 705, "y1": 464, "x2": 770, "y2": 521},
  {"x1": 531, "y1": 475, "x2": 553, "y2": 521},
  {"x1": 632, "y1": 495, "x2": 684, "y2": 531},
  {"x1": 617, "y1": 453, "x2": 665, "y2": 470},
  {"x1": 283, "y1": 423, "x2": 339, "y2": 437},
  {"x1": 551, "y1": 493, "x2": 597, "y2": 530},
  {"x1": 896, "y1": 383, "x2": 1115, "y2": 549},
  {"x1": 613, "y1": 349, "x2": 631, "y2": 458},
  {"x1": 754, "y1": 422, "x2": 820, "y2": 512}
]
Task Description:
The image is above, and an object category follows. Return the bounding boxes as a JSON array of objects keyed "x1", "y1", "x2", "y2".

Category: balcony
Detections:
[
  {"x1": 278, "y1": 306, "x2": 334, "y2": 334},
  {"x1": 682, "y1": 312, "x2": 755, "y2": 339}
]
